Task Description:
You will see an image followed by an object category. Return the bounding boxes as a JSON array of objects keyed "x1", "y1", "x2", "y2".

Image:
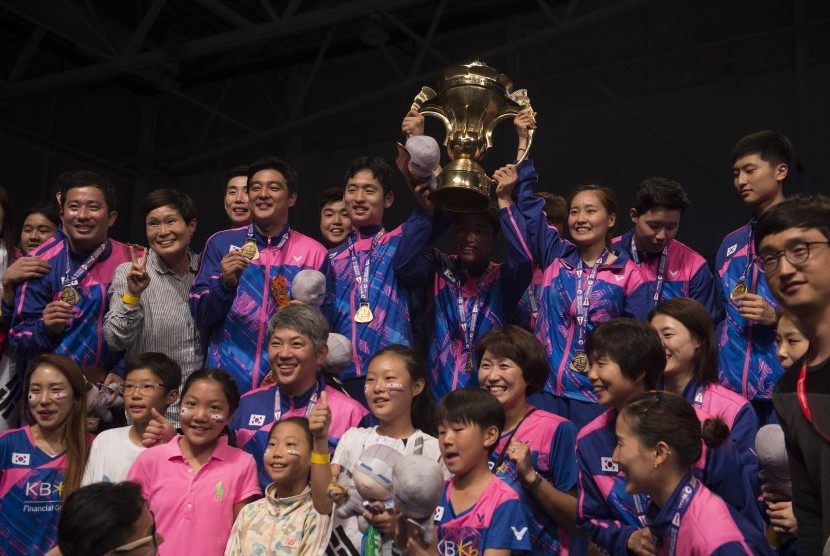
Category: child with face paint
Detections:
[
  {"x1": 128, "y1": 369, "x2": 261, "y2": 556},
  {"x1": 326, "y1": 345, "x2": 444, "y2": 555},
  {"x1": 0, "y1": 354, "x2": 92, "y2": 555},
  {"x1": 226, "y1": 415, "x2": 333, "y2": 555}
]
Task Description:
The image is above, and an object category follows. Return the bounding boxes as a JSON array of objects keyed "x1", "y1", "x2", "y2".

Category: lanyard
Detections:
[
  {"x1": 574, "y1": 250, "x2": 607, "y2": 354},
  {"x1": 248, "y1": 223, "x2": 290, "y2": 250},
  {"x1": 62, "y1": 241, "x2": 107, "y2": 287},
  {"x1": 347, "y1": 229, "x2": 384, "y2": 305},
  {"x1": 630, "y1": 236, "x2": 668, "y2": 305},
  {"x1": 797, "y1": 360, "x2": 830, "y2": 444},
  {"x1": 273, "y1": 381, "x2": 320, "y2": 423},
  {"x1": 737, "y1": 221, "x2": 755, "y2": 286},
  {"x1": 661, "y1": 475, "x2": 698, "y2": 556},
  {"x1": 443, "y1": 263, "x2": 490, "y2": 373}
]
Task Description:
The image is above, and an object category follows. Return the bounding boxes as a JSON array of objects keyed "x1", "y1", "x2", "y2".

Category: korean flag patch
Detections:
[
  {"x1": 12, "y1": 453, "x2": 30, "y2": 466},
  {"x1": 249, "y1": 414, "x2": 266, "y2": 427},
  {"x1": 601, "y1": 457, "x2": 618, "y2": 473}
]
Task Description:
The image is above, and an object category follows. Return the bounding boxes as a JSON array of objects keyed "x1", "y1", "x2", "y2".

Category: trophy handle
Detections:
[
  {"x1": 489, "y1": 88, "x2": 536, "y2": 164},
  {"x1": 411, "y1": 86, "x2": 453, "y2": 147}
]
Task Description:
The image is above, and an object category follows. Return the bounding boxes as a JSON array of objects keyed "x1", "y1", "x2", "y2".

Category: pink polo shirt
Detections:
[{"x1": 128, "y1": 435, "x2": 261, "y2": 556}]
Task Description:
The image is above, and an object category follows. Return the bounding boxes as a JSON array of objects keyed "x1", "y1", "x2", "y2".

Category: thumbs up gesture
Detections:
[
  {"x1": 142, "y1": 408, "x2": 176, "y2": 447},
  {"x1": 308, "y1": 390, "x2": 331, "y2": 441}
]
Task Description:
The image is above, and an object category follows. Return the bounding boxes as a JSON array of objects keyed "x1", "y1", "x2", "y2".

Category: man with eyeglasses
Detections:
[
  {"x1": 190, "y1": 156, "x2": 329, "y2": 396},
  {"x1": 715, "y1": 130, "x2": 794, "y2": 427},
  {"x1": 46, "y1": 481, "x2": 163, "y2": 555},
  {"x1": 756, "y1": 193, "x2": 830, "y2": 555}
]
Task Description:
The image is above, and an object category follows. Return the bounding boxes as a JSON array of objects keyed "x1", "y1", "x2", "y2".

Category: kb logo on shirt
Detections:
[{"x1": 25, "y1": 481, "x2": 63, "y2": 499}]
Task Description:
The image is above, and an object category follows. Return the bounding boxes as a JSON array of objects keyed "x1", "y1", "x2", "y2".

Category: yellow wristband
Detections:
[
  {"x1": 311, "y1": 452, "x2": 330, "y2": 464},
  {"x1": 122, "y1": 293, "x2": 141, "y2": 306}
]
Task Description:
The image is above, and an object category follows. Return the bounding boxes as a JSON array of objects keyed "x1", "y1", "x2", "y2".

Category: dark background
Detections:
[{"x1": 1, "y1": 0, "x2": 828, "y2": 260}]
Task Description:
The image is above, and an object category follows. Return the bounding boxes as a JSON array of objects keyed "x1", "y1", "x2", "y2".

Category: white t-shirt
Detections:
[
  {"x1": 81, "y1": 426, "x2": 145, "y2": 485},
  {"x1": 329, "y1": 427, "x2": 443, "y2": 556}
]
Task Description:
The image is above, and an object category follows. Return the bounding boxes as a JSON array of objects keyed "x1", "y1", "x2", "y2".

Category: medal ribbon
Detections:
[
  {"x1": 347, "y1": 229, "x2": 384, "y2": 307},
  {"x1": 62, "y1": 241, "x2": 108, "y2": 288},
  {"x1": 630, "y1": 236, "x2": 668, "y2": 305},
  {"x1": 662, "y1": 475, "x2": 699, "y2": 556},
  {"x1": 573, "y1": 249, "x2": 608, "y2": 355},
  {"x1": 736, "y1": 220, "x2": 755, "y2": 287},
  {"x1": 443, "y1": 262, "x2": 490, "y2": 373},
  {"x1": 797, "y1": 360, "x2": 830, "y2": 444},
  {"x1": 273, "y1": 380, "x2": 320, "y2": 423},
  {"x1": 247, "y1": 223, "x2": 290, "y2": 251}
]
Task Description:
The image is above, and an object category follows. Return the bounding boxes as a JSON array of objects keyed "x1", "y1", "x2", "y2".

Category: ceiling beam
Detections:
[
  {"x1": 8, "y1": 26, "x2": 45, "y2": 82},
  {"x1": 193, "y1": 0, "x2": 254, "y2": 30},
  {"x1": 123, "y1": 0, "x2": 168, "y2": 57}
]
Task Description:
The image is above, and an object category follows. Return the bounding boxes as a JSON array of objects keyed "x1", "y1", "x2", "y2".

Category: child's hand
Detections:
[
  {"x1": 399, "y1": 513, "x2": 440, "y2": 556},
  {"x1": 308, "y1": 390, "x2": 331, "y2": 441},
  {"x1": 363, "y1": 502, "x2": 398, "y2": 536},
  {"x1": 143, "y1": 408, "x2": 176, "y2": 447}
]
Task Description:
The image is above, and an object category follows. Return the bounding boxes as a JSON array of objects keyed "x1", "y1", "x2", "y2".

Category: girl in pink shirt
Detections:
[{"x1": 128, "y1": 369, "x2": 261, "y2": 556}]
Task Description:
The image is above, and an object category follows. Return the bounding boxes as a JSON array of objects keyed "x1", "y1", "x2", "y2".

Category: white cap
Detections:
[
  {"x1": 322, "y1": 333, "x2": 353, "y2": 375},
  {"x1": 405, "y1": 135, "x2": 440, "y2": 191},
  {"x1": 290, "y1": 269, "x2": 326, "y2": 307}
]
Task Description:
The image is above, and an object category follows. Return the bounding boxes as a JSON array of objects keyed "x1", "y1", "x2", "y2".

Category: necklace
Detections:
[{"x1": 32, "y1": 425, "x2": 63, "y2": 457}]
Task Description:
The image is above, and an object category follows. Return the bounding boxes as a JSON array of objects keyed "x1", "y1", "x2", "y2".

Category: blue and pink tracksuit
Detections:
[
  {"x1": 394, "y1": 207, "x2": 532, "y2": 401},
  {"x1": 189, "y1": 225, "x2": 329, "y2": 395},
  {"x1": 612, "y1": 227, "x2": 721, "y2": 323},
  {"x1": 9, "y1": 238, "x2": 130, "y2": 372},
  {"x1": 715, "y1": 221, "x2": 783, "y2": 408}
]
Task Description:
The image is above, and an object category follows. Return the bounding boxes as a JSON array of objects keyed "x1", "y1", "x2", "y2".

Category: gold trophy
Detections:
[{"x1": 411, "y1": 61, "x2": 535, "y2": 212}]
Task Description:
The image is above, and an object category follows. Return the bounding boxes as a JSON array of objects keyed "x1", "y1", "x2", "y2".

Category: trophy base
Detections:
[{"x1": 431, "y1": 158, "x2": 492, "y2": 213}]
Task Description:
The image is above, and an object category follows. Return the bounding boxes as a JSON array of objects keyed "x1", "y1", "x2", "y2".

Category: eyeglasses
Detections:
[
  {"x1": 111, "y1": 512, "x2": 158, "y2": 554},
  {"x1": 755, "y1": 241, "x2": 829, "y2": 273},
  {"x1": 119, "y1": 383, "x2": 166, "y2": 396}
]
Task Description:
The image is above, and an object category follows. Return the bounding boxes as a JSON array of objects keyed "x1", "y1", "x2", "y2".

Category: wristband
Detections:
[
  {"x1": 122, "y1": 293, "x2": 141, "y2": 306},
  {"x1": 311, "y1": 452, "x2": 330, "y2": 464},
  {"x1": 522, "y1": 470, "x2": 543, "y2": 490}
]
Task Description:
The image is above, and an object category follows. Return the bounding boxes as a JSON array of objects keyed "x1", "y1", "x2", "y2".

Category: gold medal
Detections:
[
  {"x1": 354, "y1": 303, "x2": 374, "y2": 323},
  {"x1": 570, "y1": 352, "x2": 589, "y2": 373},
  {"x1": 730, "y1": 282, "x2": 747, "y2": 300},
  {"x1": 60, "y1": 285, "x2": 81, "y2": 306},
  {"x1": 240, "y1": 240, "x2": 259, "y2": 260},
  {"x1": 465, "y1": 357, "x2": 474, "y2": 373}
]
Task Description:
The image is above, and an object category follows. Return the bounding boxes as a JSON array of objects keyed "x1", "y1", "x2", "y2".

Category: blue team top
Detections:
[
  {"x1": 715, "y1": 220, "x2": 783, "y2": 401},
  {"x1": 612, "y1": 226, "x2": 721, "y2": 323},
  {"x1": 189, "y1": 225, "x2": 329, "y2": 394}
]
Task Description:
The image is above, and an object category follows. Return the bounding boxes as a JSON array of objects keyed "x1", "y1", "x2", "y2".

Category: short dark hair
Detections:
[
  {"x1": 435, "y1": 387, "x2": 505, "y2": 454},
  {"x1": 23, "y1": 202, "x2": 60, "y2": 228},
  {"x1": 269, "y1": 416, "x2": 314, "y2": 449},
  {"x1": 455, "y1": 205, "x2": 501, "y2": 235},
  {"x1": 248, "y1": 156, "x2": 298, "y2": 194},
  {"x1": 568, "y1": 184, "x2": 617, "y2": 246},
  {"x1": 649, "y1": 298, "x2": 717, "y2": 386},
  {"x1": 57, "y1": 481, "x2": 146, "y2": 556},
  {"x1": 344, "y1": 156, "x2": 395, "y2": 194},
  {"x1": 476, "y1": 326, "x2": 547, "y2": 395},
  {"x1": 141, "y1": 188, "x2": 197, "y2": 223},
  {"x1": 621, "y1": 391, "x2": 729, "y2": 468},
  {"x1": 534, "y1": 191, "x2": 567, "y2": 230},
  {"x1": 755, "y1": 193, "x2": 830, "y2": 250},
  {"x1": 633, "y1": 177, "x2": 691, "y2": 215},
  {"x1": 319, "y1": 186, "x2": 345, "y2": 211},
  {"x1": 731, "y1": 130, "x2": 794, "y2": 168},
  {"x1": 59, "y1": 170, "x2": 117, "y2": 212},
  {"x1": 124, "y1": 352, "x2": 183, "y2": 392},
  {"x1": 225, "y1": 165, "x2": 249, "y2": 192},
  {"x1": 585, "y1": 318, "x2": 665, "y2": 389}
]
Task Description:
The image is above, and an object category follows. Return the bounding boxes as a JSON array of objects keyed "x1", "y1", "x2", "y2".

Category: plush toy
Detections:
[
  {"x1": 331, "y1": 444, "x2": 403, "y2": 531},
  {"x1": 392, "y1": 455, "x2": 444, "y2": 544}
]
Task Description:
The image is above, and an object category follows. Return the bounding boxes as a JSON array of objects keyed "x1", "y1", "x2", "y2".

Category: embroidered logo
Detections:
[
  {"x1": 726, "y1": 243, "x2": 737, "y2": 257},
  {"x1": 615, "y1": 274, "x2": 624, "y2": 282},
  {"x1": 12, "y1": 453, "x2": 30, "y2": 465},
  {"x1": 249, "y1": 414, "x2": 266, "y2": 426},
  {"x1": 476, "y1": 512, "x2": 485, "y2": 523},
  {"x1": 601, "y1": 457, "x2": 618, "y2": 473},
  {"x1": 669, "y1": 270, "x2": 679, "y2": 277},
  {"x1": 215, "y1": 481, "x2": 225, "y2": 502},
  {"x1": 511, "y1": 526, "x2": 528, "y2": 541},
  {"x1": 293, "y1": 255, "x2": 303, "y2": 262},
  {"x1": 433, "y1": 506, "x2": 444, "y2": 522}
]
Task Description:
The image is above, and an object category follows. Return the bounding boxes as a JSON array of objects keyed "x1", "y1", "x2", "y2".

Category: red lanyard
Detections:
[{"x1": 797, "y1": 360, "x2": 830, "y2": 444}]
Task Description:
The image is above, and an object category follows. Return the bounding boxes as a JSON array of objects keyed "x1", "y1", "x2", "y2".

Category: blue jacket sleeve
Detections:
[
  {"x1": 702, "y1": 440, "x2": 765, "y2": 535},
  {"x1": 576, "y1": 442, "x2": 638, "y2": 554},
  {"x1": 393, "y1": 207, "x2": 438, "y2": 289},
  {"x1": 188, "y1": 235, "x2": 237, "y2": 328},
  {"x1": 689, "y1": 263, "x2": 723, "y2": 325},
  {"x1": 8, "y1": 277, "x2": 62, "y2": 358},
  {"x1": 498, "y1": 205, "x2": 534, "y2": 317},
  {"x1": 514, "y1": 160, "x2": 572, "y2": 270},
  {"x1": 548, "y1": 420, "x2": 579, "y2": 492}
]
